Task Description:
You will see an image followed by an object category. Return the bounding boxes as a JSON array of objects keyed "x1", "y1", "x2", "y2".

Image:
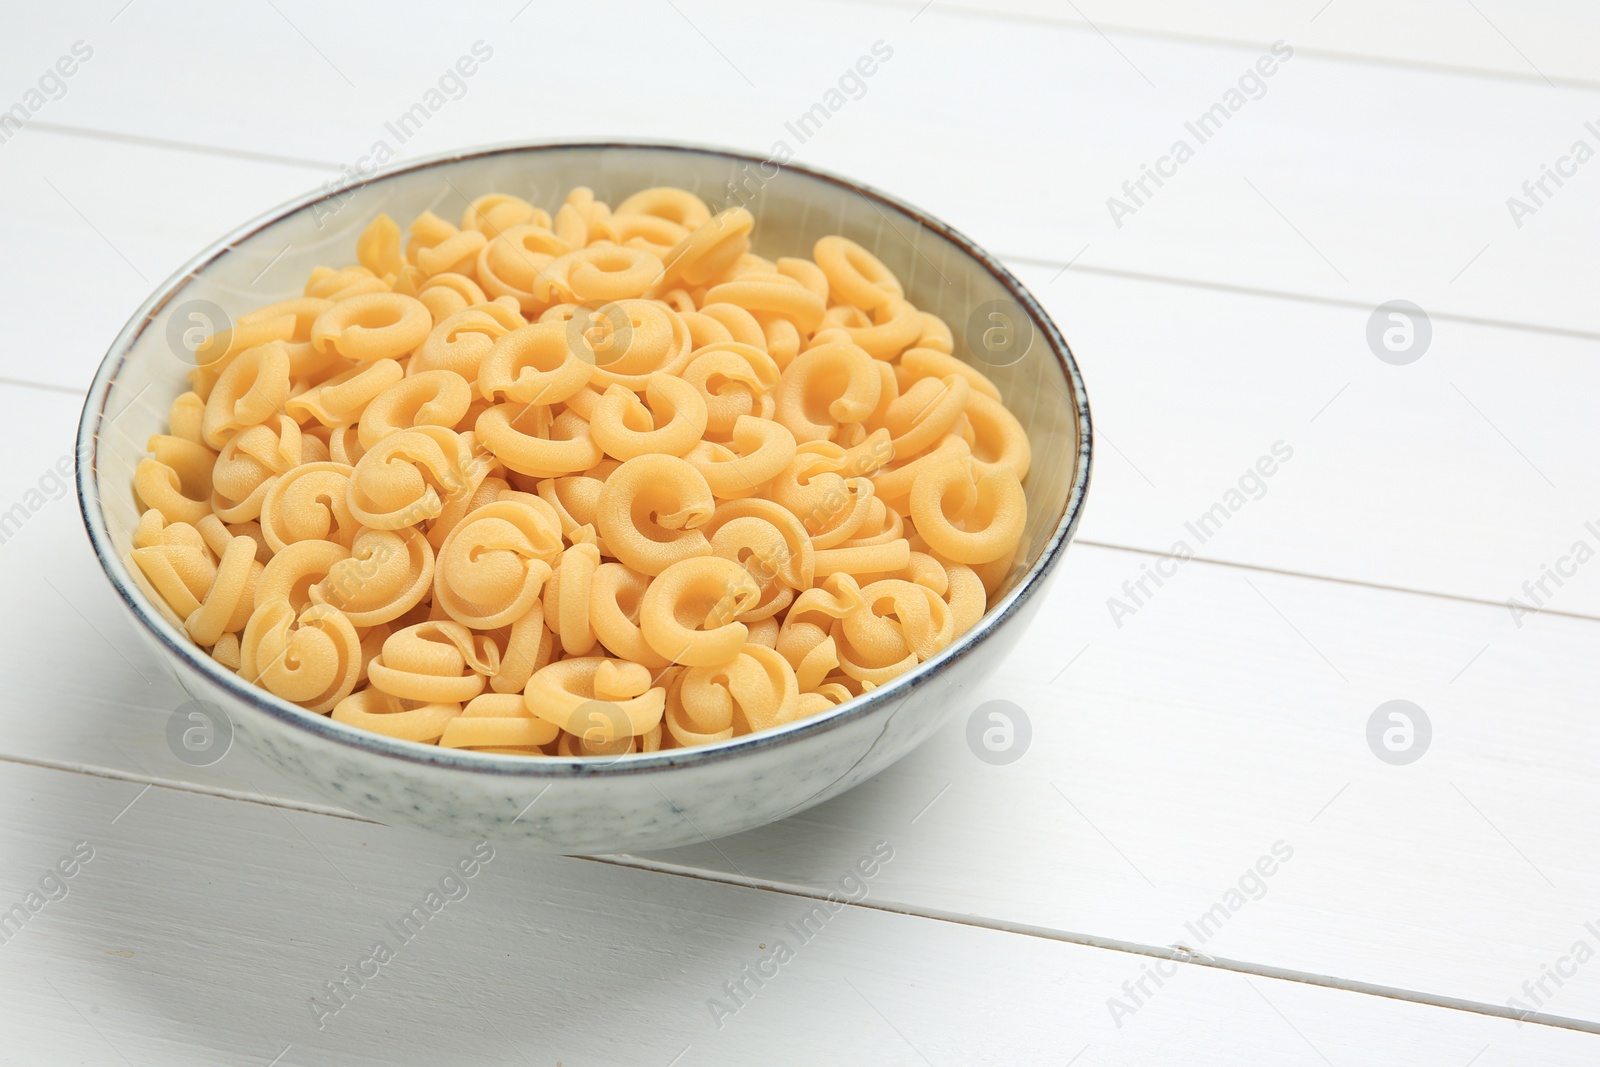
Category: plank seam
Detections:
[
  {"x1": 0, "y1": 750, "x2": 374, "y2": 823},
  {"x1": 588, "y1": 853, "x2": 1600, "y2": 1036},
  {"x1": 27, "y1": 120, "x2": 337, "y2": 172},
  {"x1": 841, "y1": 0, "x2": 1600, "y2": 93},
  {"x1": 1074, "y1": 539, "x2": 1600, "y2": 627},
  {"x1": 1002, "y1": 254, "x2": 1600, "y2": 344}
]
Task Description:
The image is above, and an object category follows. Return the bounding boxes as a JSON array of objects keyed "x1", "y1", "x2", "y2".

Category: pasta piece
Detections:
[
  {"x1": 166, "y1": 390, "x2": 208, "y2": 445},
  {"x1": 813, "y1": 236, "x2": 902, "y2": 311},
  {"x1": 131, "y1": 520, "x2": 218, "y2": 619},
  {"x1": 682, "y1": 341, "x2": 779, "y2": 436},
  {"x1": 313, "y1": 528, "x2": 434, "y2": 626},
  {"x1": 653, "y1": 208, "x2": 753, "y2": 291},
  {"x1": 189, "y1": 312, "x2": 297, "y2": 400},
  {"x1": 366, "y1": 621, "x2": 499, "y2": 704},
  {"x1": 307, "y1": 265, "x2": 385, "y2": 301},
  {"x1": 683, "y1": 415, "x2": 796, "y2": 499},
  {"x1": 909, "y1": 455, "x2": 1026, "y2": 566},
  {"x1": 135, "y1": 435, "x2": 215, "y2": 525},
  {"x1": 476, "y1": 224, "x2": 568, "y2": 310},
  {"x1": 536, "y1": 242, "x2": 663, "y2": 304},
  {"x1": 587, "y1": 562, "x2": 669, "y2": 669},
  {"x1": 589, "y1": 375, "x2": 708, "y2": 460},
  {"x1": 285, "y1": 358, "x2": 405, "y2": 428},
  {"x1": 570, "y1": 299, "x2": 693, "y2": 392},
  {"x1": 210, "y1": 415, "x2": 305, "y2": 523},
  {"x1": 202, "y1": 342, "x2": 292, "y2": 448},
  {"x1": 878, "y1": 374, "x2": 969, "y2": 459},
  {"x1": 489, "y1": 606, "x2": 556, "y2": 694},
  {"x1": 821, "y1": 296, "x2": 921, "y2": 360},
  {"x1": 901, "y1": 347, "x2": 1001, "y2": 402},
  {"x1": 774, "y1": 341, "x2": 880, "y2": 443},
  {"x1": 347, "y1": 426, "x2": 487, "y2": 529},
  {"x1": 186, "y1": 535, "x2": 262, "y2": 646},
  {"x1": 595, "y1": 454, "x2": 715, "y2": 576},
  {"x1": 416, "y1": 230, "x2": 488, "y2": 279},
  {"x1": 702, "y1": 276, "x2": 825, "y2": 336},
  {"x1": 332, "y1": 689, "x2": 461, "y2": 743},
  {"x1": 961, "y1": 390, "x2": 1032, "y2": 481},
  {"x1": 616, "y1": 186, "x2": 711, "y2": 229},
  {"x1": 411, "y1": 303, "x2": 525, "y2": 382},
  {"x1": 310, "y1": 293, "x2": 432, "y2": 362},
  {"x1": 553, "y1": 187, "x2": 618, "y2": 248},
  {"x1": 434, "y1": 499, "x2": 560, "y2": 628},
  {"x1": 639, "y1": 555, "x2": 761, "y2": 666},
  {"x1": 357, "y1": 214, "x2": 404, "y2": 277},
  {"x1": 240, "y1": 597, "x2": 362, "y2": 713},
  {"x1": 357, "y1": 370, "x2": 474, "y2": 449},
  {"x1": 259, "y1": 462, "x2": 358, "y2": 552},
  {"x1": 463, "y1": 194, "x2": 545, "y2": 238},
  {"x1": 523, "y1": 657, "x2": 665, "y2": 739},
  {"x1": 477, "y1": 321, "x2": 593, "y2": 406},
  {"x1": 705, "y1": 497, "x2": 814, "y2": 590},
  {"x1": 475, "y1": 405, "x2": 603, "y2": 478},
  {"x1": 681, "y1": 644, "x2": 801, "y2": 735},
  {"x1": 440, "y1": 692, "x2": 561, "y2": 752}
]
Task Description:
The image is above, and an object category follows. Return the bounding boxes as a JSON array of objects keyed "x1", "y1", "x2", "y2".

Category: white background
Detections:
[{"x1": 1, "y1": 1, "x2": 1598, "y2": 1063}]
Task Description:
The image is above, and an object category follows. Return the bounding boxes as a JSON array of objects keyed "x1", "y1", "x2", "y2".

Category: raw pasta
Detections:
[{"x1": 132, "y1": 185, "x2": 1032, "y2": 757}]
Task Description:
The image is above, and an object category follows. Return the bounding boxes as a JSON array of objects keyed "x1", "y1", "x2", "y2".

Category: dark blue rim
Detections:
[{"x1": 75, "y1": 139, "x2": 1093, "y2": 778}]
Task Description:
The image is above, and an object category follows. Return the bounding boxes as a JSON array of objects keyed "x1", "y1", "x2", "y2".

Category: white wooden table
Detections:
[{"x1": 2, "y1": 2, "x2": 1597, "y2": 1062}]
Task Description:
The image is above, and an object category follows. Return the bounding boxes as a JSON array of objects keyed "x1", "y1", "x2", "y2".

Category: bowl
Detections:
[{"x1": 76, "y1": 141, "x2": 1092, "y2": 853}]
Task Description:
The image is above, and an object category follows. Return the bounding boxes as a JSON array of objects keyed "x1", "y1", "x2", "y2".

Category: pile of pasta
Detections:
[{"x1": 131, "y1": 185, "x2": 1030, "y2": 756}]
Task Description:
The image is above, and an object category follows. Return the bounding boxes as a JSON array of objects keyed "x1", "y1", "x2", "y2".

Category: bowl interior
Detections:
[{"x1": 85, "y1": 142, "x2": 1088, "y2": 759}]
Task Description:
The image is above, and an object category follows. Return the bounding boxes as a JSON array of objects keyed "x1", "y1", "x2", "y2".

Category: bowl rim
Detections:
[{"x1": 75, "y1": 137, "x2": 1093, "y2": 777}]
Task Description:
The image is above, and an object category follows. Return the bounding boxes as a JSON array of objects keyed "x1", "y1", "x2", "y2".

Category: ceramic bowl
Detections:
[{"x1": 76, "y1": 141, "x2": 1092, "y2": 853}]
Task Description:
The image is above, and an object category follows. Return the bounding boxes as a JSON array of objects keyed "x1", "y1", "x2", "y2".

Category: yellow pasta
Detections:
[
  {"x1": 639, "y1": 555, "x2": 761, "y2": 667},
  {"x1": 136, "y1": 183, "x2": 1034, "y2": 756},
  {"x1": 589, "y1": 375, "x2": 708, "y2": 460},
  {"x1": 434, "y1": 498, "x2": 560, "y2": 628},
  {"x1": 347, "y1": 426, "x2": 486, "y2": 530},
  {"x1": 134, "y1": 433, "x2": 214, "y2": 525},
  {"x1": 357, "y1": 370, "x2": 474, "y2": 449},
  {"x1": 285, "y1": 358, "x2": 405, "y2": 428},
  {"x1": 315, "y1": 527, "x2": 434, "y2": 626},
  {"x1": 259, "y1": 461, "x2": 358, "y2": 552},
  {"x1": 209, "y1": 415, "x2": 305, "y2": 523},
  {"x1": 410, "y1": 303, "x2": 524, "y2": 382},
  {"x1": 814, "y1": 235, "x2": 902, "y2": 310},
  {"x1": 439, "y1": 692, "x2": 562, "y2": 753},
  {"x1": 366, "y1": 621, "x2": 499, "y2": 704},
  {"x1": 240, "y1": 597, "x2": 362, "y2": 713},
  {"x1": 202, "y1": 341, "x2": 292, "y2": 448},
  {"x1": 523, "y1": 656, "x2": 664, "y2": 739},
  {"x1": 477, "y1": 321, "x2": 594, "y2": 406},
  {"x1": 595, "y1": 453, "x2": 715, "y2": 576},
  {"x1": 310, "y1": 293, "x2": 432, "y2": 363}
]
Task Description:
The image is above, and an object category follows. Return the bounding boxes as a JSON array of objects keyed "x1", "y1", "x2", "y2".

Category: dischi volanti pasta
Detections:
[{"x1": 131, "y1": 185, "x2": 1031, "y2": 755}]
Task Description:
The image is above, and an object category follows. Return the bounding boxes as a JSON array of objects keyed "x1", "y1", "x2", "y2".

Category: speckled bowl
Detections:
[{"x1": 76, "y1": 141, "x2": 1092, "y2": 853}]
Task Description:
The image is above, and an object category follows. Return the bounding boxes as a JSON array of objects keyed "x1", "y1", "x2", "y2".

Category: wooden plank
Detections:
[
  {"x1": 0, "y1": 130, "x2": 333, "y2": 393},
  {"x1": 1024, "y1": 262, "x2": 1600, "y2": 619},
  {"x1": 1, "y1": 0, "x2": 1595, "y2": 331},
  {"x1": 15, "y1": 362, "x2": 1600, "y2": 1021},
  {"x1": 848, "y1": 0, "x2": 1600, "y2": 87},
  {"x1": 1, "y1": 758, "x2": 1595, "y2": 1064}
]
